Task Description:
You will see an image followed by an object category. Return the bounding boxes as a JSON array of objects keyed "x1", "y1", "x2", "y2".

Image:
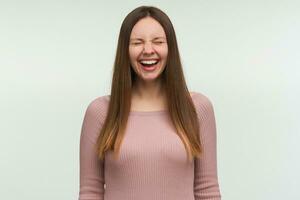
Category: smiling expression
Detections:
[{"x1": 129, "y1": 17, "x2": 168, "y2": 82}]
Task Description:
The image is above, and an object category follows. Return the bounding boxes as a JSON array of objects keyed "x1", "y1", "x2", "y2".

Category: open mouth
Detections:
[
  {"x1": 140, "y1": 60, "x2": 159, "y2": 67},
  {"x1": 139, "y1": 59, "x2": 159, "y2": 67},
  {"x1": 138, "y1": 59, "x2": 160, "y2": 71}
]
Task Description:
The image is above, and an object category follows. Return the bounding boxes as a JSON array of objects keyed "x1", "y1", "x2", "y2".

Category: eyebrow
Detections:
[{"x1": 130, "y1": 37, "x2": 166, "y2": 41}]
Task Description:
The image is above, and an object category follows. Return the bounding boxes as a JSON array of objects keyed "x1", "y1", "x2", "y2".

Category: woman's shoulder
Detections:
[
  {"x1": 190, "y1": 91, "x2": 215, "y2": 111},
  {"x1": 190, "y1": 91, "x2": 212, "y2": 102},
  {"x1": 84, "y1": 95, "x2": 110, "y2": 117},
  {"x1": 89, "y1": 94, "x2": 109, "y2": 104}
]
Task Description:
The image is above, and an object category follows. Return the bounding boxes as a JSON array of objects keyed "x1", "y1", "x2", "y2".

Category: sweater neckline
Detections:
[{"x1": 129, "y1": 109, "x2": 168, "y2": 116}]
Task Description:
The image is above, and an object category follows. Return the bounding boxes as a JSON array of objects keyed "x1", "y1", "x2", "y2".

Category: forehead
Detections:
[{"x1": 130, "y1": 17, "x2": 166, "y2": 39}]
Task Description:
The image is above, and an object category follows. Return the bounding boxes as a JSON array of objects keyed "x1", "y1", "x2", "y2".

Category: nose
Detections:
[{"x1": 143, "y1": 42, "x2": 155, "y2": 54}]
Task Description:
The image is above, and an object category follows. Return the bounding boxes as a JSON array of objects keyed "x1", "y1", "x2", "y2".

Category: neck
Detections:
[{"x1": 131, "y1": 78, "x2": 166, "y2": 100}]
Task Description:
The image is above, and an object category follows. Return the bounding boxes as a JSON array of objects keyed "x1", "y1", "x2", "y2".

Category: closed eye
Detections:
[{"x1": 130, "y1": 41, "x2": 165, "y2": 45}]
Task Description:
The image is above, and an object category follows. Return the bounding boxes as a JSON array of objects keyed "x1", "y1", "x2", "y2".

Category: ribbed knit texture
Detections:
[{"x1": 79, "y1": 92, "x2": 221, "y2": 200}]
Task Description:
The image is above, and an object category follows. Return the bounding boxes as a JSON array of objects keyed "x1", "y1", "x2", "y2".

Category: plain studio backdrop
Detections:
[{"x1": 0, "y1": 0, "x2": 299, "y2": 199}]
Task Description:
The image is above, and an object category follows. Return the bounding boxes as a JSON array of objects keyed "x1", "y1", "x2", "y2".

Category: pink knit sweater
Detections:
[{"x1": 79, "y1": 92, "x2": 221, "y2": 200}]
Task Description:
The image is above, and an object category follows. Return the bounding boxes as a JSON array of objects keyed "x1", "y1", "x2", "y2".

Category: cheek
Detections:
[
  {"x1": 156, "y1": 46, "x2": 168, "y2": 59},
  {"x1": 161, "y1": 50, "x2": 168, "y2": 61},
  {"x1": 129, "y1": 47, "x2": 142, "y2": 61},
  {"x1": 128, "y1": 48, "x2": 135, "y2": 61},
  {"x1": 164, "y1": 49, "x2": 168, "y2": 58}
]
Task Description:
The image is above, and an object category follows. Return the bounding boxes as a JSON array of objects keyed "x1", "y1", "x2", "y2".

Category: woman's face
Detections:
[{"x1": 129, "y1": 17, "x2": 168, "y2": 82}]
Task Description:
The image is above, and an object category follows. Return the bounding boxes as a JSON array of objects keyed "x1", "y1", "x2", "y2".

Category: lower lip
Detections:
[{"x1": 140, "y1": 61, "x2": 159, "y2": 71}]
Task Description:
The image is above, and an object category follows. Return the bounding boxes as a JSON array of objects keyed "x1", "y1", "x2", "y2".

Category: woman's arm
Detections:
[
  {"x1": 194, "y1": 94, "x2": 222, "y2": 200},
  {"x1": 79, "y1": 100, "x2": 105, "y2": 200}
]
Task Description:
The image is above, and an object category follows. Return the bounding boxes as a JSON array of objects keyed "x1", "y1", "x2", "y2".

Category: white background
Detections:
[{"x1": 1, "y1": 0, "x2": 299, "y2": 199}]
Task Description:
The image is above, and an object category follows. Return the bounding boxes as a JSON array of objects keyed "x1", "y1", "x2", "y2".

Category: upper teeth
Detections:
[{"x1": 140, "y1": 60, "x2": 158, "y2": 65}]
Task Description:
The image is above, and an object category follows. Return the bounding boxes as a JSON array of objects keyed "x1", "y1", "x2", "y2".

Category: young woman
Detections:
[{"x1": 79, "y1": 6, "x2": 221, "y2": 200}]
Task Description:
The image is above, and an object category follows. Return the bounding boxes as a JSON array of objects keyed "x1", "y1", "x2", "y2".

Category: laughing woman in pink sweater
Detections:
[{"x1": 79, "y1": 5, "x2": 222, "y2": 200}]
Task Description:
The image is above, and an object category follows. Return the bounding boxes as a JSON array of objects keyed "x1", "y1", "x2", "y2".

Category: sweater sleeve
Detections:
[
  {"x1": 79, "y1": 99, "x2": 105, "y2": 200},
  {"x1": 194, "y1": 94, "x2": 222, "y2": 200}
]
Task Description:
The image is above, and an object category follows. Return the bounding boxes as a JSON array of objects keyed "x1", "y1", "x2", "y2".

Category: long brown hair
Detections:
[{"x1": 96, "y1": 5, "x2": 202, "y2": 162}]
